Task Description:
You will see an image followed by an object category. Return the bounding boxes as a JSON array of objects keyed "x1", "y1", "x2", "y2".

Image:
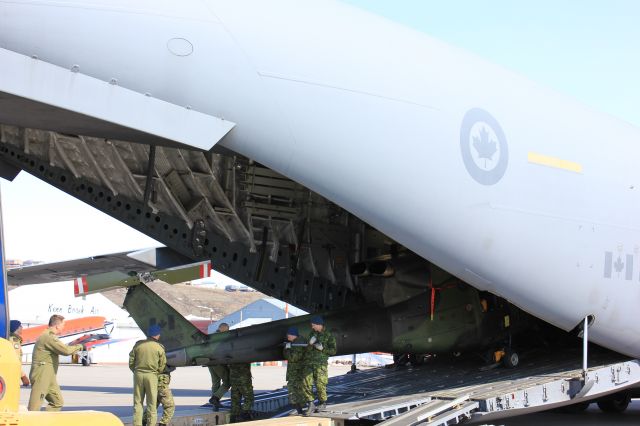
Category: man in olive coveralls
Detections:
[
  {"x1": 9, "y1": 320, "x2": 29, "y2": 386},
  {"x1": 129, "y1": 324, "x2": 166, "y2": 426},
  {"x1": 207, "y1": 322, "x2": 230, "y2": 410},
  {"x1": 28, "y1": 314, "x2": 83, "y2": 411},
  {"x1": 306, "y1": 316, "x2": 337, "y2": 413},
  {"x1": 143, "y1": 364, "x2": 175, "y2": 426},
  {"x1": 283, "y1": 326, "x2": 312, "y2": 415}
]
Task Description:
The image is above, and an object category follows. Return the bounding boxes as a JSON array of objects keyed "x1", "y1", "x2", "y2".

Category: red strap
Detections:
[
  {"x1": 428, "y1": 265, "x2": 435, "y2": 321},
  {"x1": 430, "y1": 286, "x2": 435, "y2": 321}
]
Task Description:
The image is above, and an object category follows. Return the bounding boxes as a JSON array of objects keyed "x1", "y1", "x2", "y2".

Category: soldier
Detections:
[
  {"x1": 306, "y1": 315, "x2": 337, "y2": 413},
  {"x1": 228, "y1": 363, "x2": 254, "y2": 422},
  {"x1": 129, "y1": 324, "x2": 166, "y2": 426},
  {"x1": 143, "y1": 365, "x2": 175, "y2": 426},
  {"x1": 283, "y1": 326, "x2": 312, "y2": 415},
  {"x1": 27, "y1": 314, "x2": 83, "y2": 411},
  {"x1": 207, "y1": 322, "x2": 230, "y2": 410},
  {"x1": 9, "y1": 320, "x2": 29, "y2": 386}
]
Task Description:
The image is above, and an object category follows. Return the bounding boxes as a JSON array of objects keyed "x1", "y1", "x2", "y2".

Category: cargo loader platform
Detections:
[{"x1": 245, "y1": 347, "x2": 640, "y2": 425}]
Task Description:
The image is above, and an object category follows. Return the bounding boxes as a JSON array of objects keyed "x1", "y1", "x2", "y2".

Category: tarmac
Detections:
[{"x1": 17, "y1": 363, "x2": 640, "y2": 425}]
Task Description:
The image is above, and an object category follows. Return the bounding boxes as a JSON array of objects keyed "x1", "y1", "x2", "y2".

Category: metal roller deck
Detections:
[
  {"x1": 307, "y1": 349, "x2": 640, "y2": 425},
  {"x1": 228, "y1": 347, "x2": 639, "y2": 425}
]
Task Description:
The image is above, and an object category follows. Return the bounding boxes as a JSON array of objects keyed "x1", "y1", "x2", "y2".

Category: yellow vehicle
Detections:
[{"x1": 0, "y1": 338, "x2": 123, "y2": 425}]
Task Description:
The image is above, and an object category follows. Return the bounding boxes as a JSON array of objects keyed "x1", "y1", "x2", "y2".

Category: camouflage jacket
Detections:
[
  {"x1": 283, "y1": 336, "x2": 307, "y2": 380},
  {"x1": 129, "y1": 338, "x2": 166, "y2": 374},
  {"x1": 158, "y1": 365, "x2": 174, "y2": 386},
  {"x1": 306, "y1": 329, "x2": 337, "y2": 365},
  {"x1": 32, "y1": 328, "x2": 82, "y2": 372}
]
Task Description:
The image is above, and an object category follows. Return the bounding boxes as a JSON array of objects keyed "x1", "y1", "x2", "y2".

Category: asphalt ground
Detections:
[
  {"x1": 17, "y1": 363, "x2": 640, "y2": 425},
  {"x1": 18, "y1": 363, "x2": 352, "y2": 420}
]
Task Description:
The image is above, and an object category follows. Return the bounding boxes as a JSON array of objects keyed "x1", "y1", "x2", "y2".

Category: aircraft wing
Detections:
[
  {"x1": 6, "y1": 247, "x2": 192, "y2": 285},
  {"x1": 6, "y1": 246, "x2": 213, "y2": 296},
  {"x1": 20, "y1": 316, "x2": 108, "y2": 345},
  {"x1": 0, "y1": 48, "x2": 235, "y2": 153}
]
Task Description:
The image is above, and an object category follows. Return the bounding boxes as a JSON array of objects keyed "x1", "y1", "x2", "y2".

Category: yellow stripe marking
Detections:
[{"x1": 527, "y1": 152, "x2": 583, "y2": 173}]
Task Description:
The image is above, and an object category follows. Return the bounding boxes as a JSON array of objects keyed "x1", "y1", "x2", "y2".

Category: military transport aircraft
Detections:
[{"x1": 1, "y1": 0, "x2": 640, "y2": 418}]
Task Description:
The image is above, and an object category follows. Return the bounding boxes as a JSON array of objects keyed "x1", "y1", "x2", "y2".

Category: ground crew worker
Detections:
[
  {"x1": 129, "y1": 324, "x2": 166, "y2": 426},
  {"x1": 9, "y1": 320, "x2": 29, "y2": 386},
  {"x1": 207, "y1": 322, "x2": 230, "y2": 410},
  {"x1": 283, "y1": 326, "x2": 312, "y2": 415},
  {"x1": 228, "y1": 363, "x2": 254, "y2": 422},
  {"x1": 27, "y1": 314, "x2": 83, "y2": 411},
  {"x1": 143, "y1": 365, "x2": 175, "y2": 426},
  {"x1": 306, "y1": 315, "x2": 337, "y2": 413}
]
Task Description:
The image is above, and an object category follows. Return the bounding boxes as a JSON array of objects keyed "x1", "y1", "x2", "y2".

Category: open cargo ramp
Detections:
[{"x1": 307, "y1": 349, "x2": 640, "y2": 425}]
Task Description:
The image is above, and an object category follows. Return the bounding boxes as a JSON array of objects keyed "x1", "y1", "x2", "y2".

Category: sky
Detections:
[
  {"x1": 1, "y1": 1, "x2": 640, "y2": 263},
  {"x1": 344, "y1": 0, "x2": 640, "y2": 127}
]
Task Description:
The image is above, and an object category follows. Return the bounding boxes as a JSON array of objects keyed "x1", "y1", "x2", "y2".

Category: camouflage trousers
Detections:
[
  {"x1": 142, "y1": 375, "x2": 174, "y2": 425},
  {"x1": 287, "y1": 370, "x2": 313, "y2": 405},
  {"x1": 229, "y1": 369, "x2": 254, "y2": 416},
  {"x1": 308, "y1": 364, "x2": 329, "y2": 402}
]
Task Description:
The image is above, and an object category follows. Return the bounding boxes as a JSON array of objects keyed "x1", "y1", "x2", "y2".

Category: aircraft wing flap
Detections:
[
  {"x1": 6, "y1": 252, "x2": 156, "y2": 285},
  {"x1": 0, "y1": 48, "x2": 235, "y2": 151}
]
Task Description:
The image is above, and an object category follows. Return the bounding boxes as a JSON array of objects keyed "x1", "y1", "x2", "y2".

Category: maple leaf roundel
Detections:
[{"x1": 460, "y1": 108, "x2": 508, "y2": 185}]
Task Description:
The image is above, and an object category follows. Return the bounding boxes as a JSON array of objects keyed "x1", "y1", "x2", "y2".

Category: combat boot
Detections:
[
  {"x1": 304, "y1": 400, "x2": 316, "y2": 416},
  {"x1": 209, "y1": 395, "x2": 221, "y2": 411},
  {"x1": 295, "y1": 404, "x2": 305, "y2": 415},
  {"x1": 316, "y1": 400, "x2": 327, "y2": 412},
  {"x1": 241, "y1": 411, "x2": 253, "y2": 421}
]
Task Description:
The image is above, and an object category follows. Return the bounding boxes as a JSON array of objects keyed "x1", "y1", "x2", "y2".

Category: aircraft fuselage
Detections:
[{"x1": 1, "y1": 0, "x2": 639, "y2": 357}]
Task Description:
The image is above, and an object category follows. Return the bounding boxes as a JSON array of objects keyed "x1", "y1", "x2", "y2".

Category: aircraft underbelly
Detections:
[{"x1": 212, "y1": 2, "x2": 640, "y2": 356}]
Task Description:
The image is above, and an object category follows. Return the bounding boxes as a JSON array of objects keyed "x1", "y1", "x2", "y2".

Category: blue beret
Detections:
[
  {"x1": 287, "y1": 326, "x2": 299, "y2": 336},
  {"x1": 148, "y1": 324, "x2": 162, "y2": 337},
  {"x1": 311, "y1": 316, "x2": 324, "y2": 325},
  {"x1": 9, "y1": 320, "x2": 21, "y2": 333}
]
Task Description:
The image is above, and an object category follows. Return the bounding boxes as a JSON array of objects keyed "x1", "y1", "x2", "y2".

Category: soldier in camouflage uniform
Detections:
[
  {"x1": 208, "y1": 323, "x2": 230, "y2": 410},
  {"x1": 9, "y1": 320, "x2": 29, "y2": 386},
  {"x1": 306, "y1": 316, "x2": 337, "y2": 413},
  {"x1": 283, "y1": 326, "x2": 312, "y2": 414},
  {"x1": 28, "y1": 314, "x2": 83, "y2": 411},
  {"x1": 143, "y1": 365, "x2": 175, "y2": 426},
  {"x1": 129, "y1": 324, "x2": 166, "y2": 426},
  {"x1": 228, "y1": 363, "x2": 254, "y2": 422}
]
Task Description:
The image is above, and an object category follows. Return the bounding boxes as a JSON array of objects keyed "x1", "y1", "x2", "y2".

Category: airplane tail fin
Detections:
[{"x1": 123, "y1": 283, "x2": 208, "y2": 351}]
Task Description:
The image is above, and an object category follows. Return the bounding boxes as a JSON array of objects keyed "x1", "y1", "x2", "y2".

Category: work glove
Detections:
[
  {"x1": 21, "y1": 374, "x2": 30, "y2": 386},
  {"x1": 314, "y1": 343, "x2": 324, "y2": 351},
  {"x1": 285, "y1": 342, "x2": 292, "y2": 349},
  {"x1": 309, "y1": 336, "x2": 317, "y2": 345}
]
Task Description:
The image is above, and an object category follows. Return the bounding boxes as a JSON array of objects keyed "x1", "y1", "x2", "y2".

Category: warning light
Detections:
[{"x1": 0, "y1": 376, "x2": 5, "y2": 400}]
